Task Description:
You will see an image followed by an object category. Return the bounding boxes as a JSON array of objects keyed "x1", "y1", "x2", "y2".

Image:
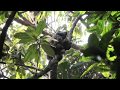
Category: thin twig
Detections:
[{"x1": 0, "y1": 61, "x2": 42, "y2": 71}]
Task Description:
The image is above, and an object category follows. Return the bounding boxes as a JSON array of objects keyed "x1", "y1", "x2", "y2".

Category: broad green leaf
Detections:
[
  {"x1": 24, "y1": 44, "x2": 39, "y2": 62},
  {"x1": 88, "y1": 33, "x2": 99, "y2": 47},
  {"x1": 35, "y1": 20, "x2": 46, "y2": 37},
  {"x1": 101, "y1": 21, "x2": 113, "y2": 36},
  {"x1": 99, "y1": 29, "x2": 117, "y2": 52},
  {"x1": 41, "y1": 41, "x2": 55, "y2": 57},
  {"x1": 102, "y1": 72, "x2": 110, "y2": 78},
  {"x1": 26, "y1": 26, "x2": 35, "y2": 35},
  {"x1": 80, "y1": 63, "x2": 97, "y2": 78},
  {"x1": 111, "y1": 11, "x2": 117, "y2": 16},
  {"x1": 83, "y1": 46, "x2": 106, "y2": 58},
  {"x1": 79, "y1": 11, "x2": 86, "y2": 15},
  {"x1": 14, "y1": 32, "x2": 35, "y2": 44},
  {"x1": 97, "y1": 20, "x2": 105, "y2": 31}
]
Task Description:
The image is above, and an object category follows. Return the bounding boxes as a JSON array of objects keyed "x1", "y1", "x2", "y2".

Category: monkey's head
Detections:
[
  {"x1": 54, "y1": 31, "x2": 67, "y2": 42},
  {"x1": 56, "y1": 31, "x2": 67, "y2": 40}
]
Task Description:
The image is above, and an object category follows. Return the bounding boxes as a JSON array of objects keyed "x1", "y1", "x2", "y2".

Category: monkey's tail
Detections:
[{"x1": 50, "y1": 63, "x2": 58, "y2": 79}]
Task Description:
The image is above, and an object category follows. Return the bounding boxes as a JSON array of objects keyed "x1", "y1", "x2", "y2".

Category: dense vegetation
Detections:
[{"x1": 0, "y1": 11, "x2": 120, "y2": 79}]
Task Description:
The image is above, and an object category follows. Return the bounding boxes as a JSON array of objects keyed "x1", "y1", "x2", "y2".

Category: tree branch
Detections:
[
  {"x1": 14, "y1": 18, "x2": 35, "y2": 28},
  {"x1": 28, "y1": 56, "x2": 59, "y2": 79},
  {"x1": 67, "y1": 15, "x2": 82, "y2": 41},
  {"x1": 14, "y1": 18, "x2": 53, "y2": 37},
  {"x1": 0, "y1": 11, "x2": 17, "y2": 59},
  {"x1": 0, "y1": 61, "x2": 42, "y2": 71}
]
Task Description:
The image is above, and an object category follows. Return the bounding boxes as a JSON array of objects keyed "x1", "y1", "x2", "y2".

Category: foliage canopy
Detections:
[{"x1": 0, "y1": 11, "x2": 120, "y2": 79}]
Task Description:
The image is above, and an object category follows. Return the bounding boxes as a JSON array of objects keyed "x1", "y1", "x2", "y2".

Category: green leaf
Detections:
[
  {"x1": 16, "y1": 72, "x2": 20, "y2": 79},
  {"x1": 111, "y1": 11, "x2": 117, "y2": 16},
  {"x1": 79, "y1": 11, "x2": 86, "y2": 15},
  {"x1": 72, "y1": 51, "x2": 81, "y2": 57},
  {"x1": 41, "y1": 41, "x2": 55, "y2": 57},
  {"x1": 112, "y1": 37, "x2": 120, "y2": 56},
  {"x1": 95, "y1": 64, "x2": 110, "y2": 72},
  {"x1": 102, "y1": 72, "x2": 110, "y2": 78},
  {"x1": 83, "y1": 46, "x2": 106, "y2": 59},
  {"x1": 24, "y1": 44, "x2": 39, "y2": 62},
  {"x1": 97, "y1": 20, "x2": 105, "y2": 31},
  {"x1": 87, "y1": 14, "x2": 102, "y2": 24},
  {"x1": 102, "y1": 12, "x2": 111, "y2": 20},
  {"x1": 73, "y1": 11, "x2": 80, "y2": 17},
  {"x1": 106, "y1": 45, "x2": 117, "y2": 61},
  {"x1": 88, "y1": 33, "x2": 99, "y2": 47},
  {"x1": 14, "y1": 32, "x2": 35, "y2": 44},
  {"x1": 80, "y1": 63, "x2": 97, "y2": 78},
  {"x1": 35, "y1": 20, "x2": 46, "y2": 37},
  {"x1": 99, "y1": 29, "x2": 117, "y2": 52}
]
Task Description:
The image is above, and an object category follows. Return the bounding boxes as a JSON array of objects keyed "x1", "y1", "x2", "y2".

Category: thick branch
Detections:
[{"x1": 0, "y1": 11, "x2": 17, "y2": 59}]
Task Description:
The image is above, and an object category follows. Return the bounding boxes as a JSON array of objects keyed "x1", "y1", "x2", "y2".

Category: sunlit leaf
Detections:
[
  {"x1": 79, "y1": 11, "x2": 86, "y2": 15},
  {"x1": 16, "y1": 72, "x2": 20, "y2": 79},
  {"x1": 102, "y1": 72, "x2": 110, "y2": 78},
  {"x1": 106, "y1": 45, "x2": 117, "y2": 61}
]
